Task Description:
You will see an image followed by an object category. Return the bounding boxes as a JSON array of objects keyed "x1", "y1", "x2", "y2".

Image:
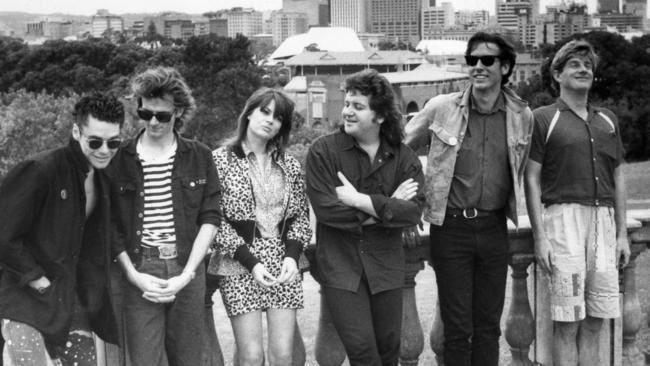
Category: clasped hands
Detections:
[
  {"x1": 130, "y1": 270, "x2": 194, "y2": 303},
  {"x1": 251, "y1": 257, "x2": 299, "y2": 289}
]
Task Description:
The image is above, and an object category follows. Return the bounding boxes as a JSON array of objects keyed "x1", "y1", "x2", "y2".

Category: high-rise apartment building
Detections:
[
  {"x1": 455, "y1": 10, "x2": 489, "y2": 27},
  {"x1": 271, "y1": 11, "x2": 309, "y2": 46},
  {"x1": 598, "y1": 0, "x2": 620, "y2": 13},
  {"x1": 331, "y1": 0, "x2": 368, "y2": 33},
  {"x1": 496, "y1": 0, "x2": 533, "y2": 31},
  {"x1": 91, "y1": 9, "x2": 124, "y2": 38},
  {"x1": 623, "y1": 0, "x2": 646, "y2": 16},
  {"x1": 422, "y1": 1, "x2": 454, "y2": 38},
  {"x1": 370, "y1": 0, "x2": 420, "y2": 44},
  {"x1": 224, "y1": 7, "x2": 263, "y2": 37},
  {"x1": 282, "y1": 0, "x2": 330, "y2": 26}
]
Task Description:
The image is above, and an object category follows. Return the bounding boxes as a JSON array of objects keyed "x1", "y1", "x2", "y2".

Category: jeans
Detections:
[
  {"x1": 123, "y1": 254, "x2": 206, "y2": 366},
  {"x1": 323, "y1": 277, "x2": 403, "y2": 366},
  {"x1": 430, "y1": 213, "x2": 508, "y2": 366},
  {"x1": 2, "y1": 301, "x2": 95, "y2": 366}
]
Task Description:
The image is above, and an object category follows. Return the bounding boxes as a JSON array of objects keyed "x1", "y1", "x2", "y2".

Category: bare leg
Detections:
[
  {"x1": 266, "y1": 309, "x2": 296, "y2": 366},
  {"x1": 230, "y1": 310, "x2": 264, "y2": 366},
  {"x1": 578, "y1": 316, "x2": 604, "y2": 366},
  {"x1": 553, "y1": 321, "x2": 579, "y2": 366}
]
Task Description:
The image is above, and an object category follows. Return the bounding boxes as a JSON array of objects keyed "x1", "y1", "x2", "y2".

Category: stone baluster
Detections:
[
  {"x1": 625, "y1": 215, "x2": 650, "y2": 366},
  {"x1": 429, "y1": 298, "x2": 445, "y2": 366},
  {"x1": 399, "y1": 260, "x2": 425, "y2": 365},
  {"x1": 314, "y1": 290, "x2": 347, "y2": 366},
  {"x1": 504, "y1": 252, "x2": 535, "y2": 366}
]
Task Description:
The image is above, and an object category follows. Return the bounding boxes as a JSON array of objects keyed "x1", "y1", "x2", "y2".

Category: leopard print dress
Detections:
[{"x1": 211, "y1": 145, "x2": 312, "y2": 317}]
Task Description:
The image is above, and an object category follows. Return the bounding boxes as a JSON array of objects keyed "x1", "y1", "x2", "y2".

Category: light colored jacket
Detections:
[{"x1": 404, "y1": 85, "x2": 534, "y2": 226}]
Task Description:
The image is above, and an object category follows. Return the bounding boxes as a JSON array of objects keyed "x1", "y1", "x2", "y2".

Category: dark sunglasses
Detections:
[
  {"x1": 137, "y1": 108, "x2": 174, "y2": 123},
  {"x1": 465, "y1": 55, "x2": 500, "y2": 67},
  {"x1": 80, "y1": 132, "x2": 121, "y2": 150}
]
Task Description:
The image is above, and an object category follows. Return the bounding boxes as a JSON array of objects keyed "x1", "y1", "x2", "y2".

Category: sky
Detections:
[{"x1": 3, "y1": 0, "x2": 598, "y2": 16}]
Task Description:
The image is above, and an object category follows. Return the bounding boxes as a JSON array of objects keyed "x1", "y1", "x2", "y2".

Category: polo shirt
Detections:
[{"x1": 529, "y1": 98, "x2": 624, "y2": 207}]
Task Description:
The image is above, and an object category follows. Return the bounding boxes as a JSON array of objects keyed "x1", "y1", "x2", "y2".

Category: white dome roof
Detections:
[
  {"x1": 415, "y1": 40, "x2": 467, "y2": 56},
  {"x1": 271, "y1": 27, "x2": 365, "y2": 60}
]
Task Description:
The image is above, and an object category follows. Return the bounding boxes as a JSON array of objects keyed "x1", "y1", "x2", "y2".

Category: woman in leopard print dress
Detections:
[{"x1": 207, "y1": 88, "x2": 311, "y2": 366}]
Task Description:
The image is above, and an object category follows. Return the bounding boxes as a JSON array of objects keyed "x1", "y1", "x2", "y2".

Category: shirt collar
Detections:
[
  {"x1": 241, "y1": 141, "x2": 277, "y2": 158},
  {"x1": 338, "y1": 128, "x2": 396, "y2": 159},
  {"x1": 470, "y1": 90, "x2": 506, "y2": 114},
  {"x1": 67, "y1": 138, "x2": 91, "y2": 175},
  {"x1": 556, "y1": 97, "x2": 596, "y2": 119}
]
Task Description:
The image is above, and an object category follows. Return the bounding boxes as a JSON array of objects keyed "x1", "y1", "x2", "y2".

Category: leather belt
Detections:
[{"x1": 445, "y1": 207, "x2": 503, "y2": 219}]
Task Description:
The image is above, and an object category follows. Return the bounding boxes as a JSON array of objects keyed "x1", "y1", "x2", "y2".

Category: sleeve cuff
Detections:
[
  {"x1": 19, "y1": 267, "x2": 46, "y2": 287},
  {"x1": 233, "y1": 245, "x2": 261, "y2": 272},
  {"x1": 369, "y1": 194, "x2": 392, "y2": 222},
  {"x1": 283, "y1": 239, "x2": 302, "y2": 263}
]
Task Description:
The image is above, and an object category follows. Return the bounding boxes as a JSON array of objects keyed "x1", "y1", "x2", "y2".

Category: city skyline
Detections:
[{"x1": 5, "y1": 0, "x2": 599, "y2": 17}]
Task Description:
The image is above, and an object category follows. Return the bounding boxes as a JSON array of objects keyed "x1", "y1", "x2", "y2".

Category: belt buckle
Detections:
[
  {"x1": 157, "y1": 245, "x2": 178, "y2": 260},
  {"x1": 463, "y1": 208, "x2": 478, "y2": 219}
]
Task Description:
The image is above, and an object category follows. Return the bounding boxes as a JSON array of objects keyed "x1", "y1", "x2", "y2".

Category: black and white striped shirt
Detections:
[{"x1": 139, "y1": 153, "x2": 177, "y2": 248}]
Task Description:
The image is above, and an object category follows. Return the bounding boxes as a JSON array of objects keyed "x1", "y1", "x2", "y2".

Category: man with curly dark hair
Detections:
[
  {"x1": 0, "y1": 92, "x2": 124, "y2": 366},
  {"x1": 306, "y1": 69, "x2": 425, "y2": 365},
  {"x1": 106, "y1": 66, "x2": 221, "y2": 366}
]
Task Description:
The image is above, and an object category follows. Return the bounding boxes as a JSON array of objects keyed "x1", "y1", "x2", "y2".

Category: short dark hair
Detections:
[
  {"x1": 344, "y1": 69, "x2": 403, "y2": 146},
  {"x1": 73, "y1": 92, "x2": 125, "y2": 127},
  {"x1": 466, "y1": 32, "x2": 516, "y2": 86},
  {"x1": 230, "y1": 88, "x2": 295, "y2": 158},
  {"x1": 549, "y1": 39, "x2": 599, "y2": 93},
  {"x1": 131, "y1": 66, "x2": 196, "y2": 130}
]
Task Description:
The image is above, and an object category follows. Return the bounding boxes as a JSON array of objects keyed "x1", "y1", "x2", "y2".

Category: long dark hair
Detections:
[
  {"x1": 344, "y1": 69, "x2": 403, "y2": 146},
  {"x1": 229, "y1": 88, "x2": 295, "y2": 157}
]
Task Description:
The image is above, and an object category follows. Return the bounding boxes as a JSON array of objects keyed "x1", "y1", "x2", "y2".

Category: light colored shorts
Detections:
[{"x1": 543, "y1": 203, "x2": 620, "y2": 322}]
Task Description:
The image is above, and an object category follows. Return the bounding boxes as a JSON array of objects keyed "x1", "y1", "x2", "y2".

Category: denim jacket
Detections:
[
  {"x1": 106, "y1": 131, "x2": 221, "y2": 265},
  {"x1": 404, "y1": 86, "x2": 533, "y2": 226}
]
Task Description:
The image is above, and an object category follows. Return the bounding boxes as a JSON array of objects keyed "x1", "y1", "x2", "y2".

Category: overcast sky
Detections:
[{"x1": 5, "y1": 0, "x2": 598, "y2": 16}]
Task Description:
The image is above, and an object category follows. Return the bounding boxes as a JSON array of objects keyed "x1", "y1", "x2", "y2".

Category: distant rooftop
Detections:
[
  {"x1": 416, "y1": 40, "x2": 467, "y2": 56},
  {"x1": 270, "y1": 27, "x2": 365, "y2": 60},
  {"x1": 285, "y1": 50, "x2": 423, "y2": 66},
  {"x1": 382, "y1": 63, "x2": 468, "y2": 84}
]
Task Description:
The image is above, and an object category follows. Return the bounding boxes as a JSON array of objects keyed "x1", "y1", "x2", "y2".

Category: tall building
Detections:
[
  {"x1": 331, "y1": 0, "x2": 368, "y2": 33},
  {"x1": 370, "y1": 0, "x2": 421, "y2": 45},
  {"x1": 282, "y1": 0, "x2": 330, "y2": 26},
  {"x1": 422, "y1": 1, "x2": 454, "y2": 39},
  {"x1": 224, "y1": 7, "x2": 263, "y2": 37},
  {"x1": 91, "y1": 9, "x2": 124, "y2": 38},
  {"x1": 209, "y1": 18, "x2": 228, "y2": 37},
  {"x1": 455, "y1": 10, "x2": 489, "y2": 27},
  {"x1": 598, "y1": 0, "x2": 620, "y2": 13},
  {"x1": 623, "y1": 0, "x2": 646, "y2": 16},
  {"x1": 595, "y1": 12, "x2": 643, "y2": 30},
  {"x1": 271, "y1": 11, "x2": 309, "y2": 46},
  {"x1": 164, "y1": 20, "x2": 194, "y2": 40},
  {"x1": 26, "y1": 18, "x2": 73, "y2": 40},
  {"x1": 496, "y1": 0, "x2": 532, "y2": 32}
]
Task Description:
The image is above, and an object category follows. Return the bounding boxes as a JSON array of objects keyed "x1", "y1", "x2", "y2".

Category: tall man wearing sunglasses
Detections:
[
  {"x1": 0, "y1": 92, "x2": 124, "y2": 365},
  {"x1": 106, "y1": 66, "x2": 220, "y2": 366},
  {"x1": 404, "y1": 32, "x2": 533, "y2": 366}
]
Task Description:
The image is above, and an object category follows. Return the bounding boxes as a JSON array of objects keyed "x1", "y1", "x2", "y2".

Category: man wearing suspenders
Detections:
[{"x1": 525, "y1": 39, "x2": 630, "y2": 366}]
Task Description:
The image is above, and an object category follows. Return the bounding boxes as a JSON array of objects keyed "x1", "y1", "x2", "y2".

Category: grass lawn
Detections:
[{"x1": 211, "y1": 160, "x2": 650, "y2": 365}]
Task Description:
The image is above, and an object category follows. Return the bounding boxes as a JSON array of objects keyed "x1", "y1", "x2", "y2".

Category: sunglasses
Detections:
[
  {"x1": 80, "y1": 131, "x2": 122, "y2": 150},
  {"x1": 137, "y1": 108, "x2": 174, "y2": 123},
  {"x1": 465, "y1": 55, "x2": 500, "y2": 67}
]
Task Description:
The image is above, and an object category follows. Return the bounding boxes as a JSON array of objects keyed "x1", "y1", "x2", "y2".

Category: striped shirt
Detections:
[{"x1": 138, "y1": 147, "x2": 177, "y2": 248}]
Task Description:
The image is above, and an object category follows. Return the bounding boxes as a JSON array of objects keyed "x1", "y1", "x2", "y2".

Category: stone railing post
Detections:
[
  {"x1": 626, "y1": 213, "x2": 650, "y2": 366},
  {"x1": 399, "y1": 259, "x2": 425, "y2": 366},
  {"x1": 504, "y1": 252, "x2": 535, "y2": 366},
  {"x1": 504, "y1": 228, "x2": 535, "y2": 366}
]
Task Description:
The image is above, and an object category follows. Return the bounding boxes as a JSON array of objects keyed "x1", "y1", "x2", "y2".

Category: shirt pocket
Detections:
[
  {"x1": 180, "y1": 176, "x2": 207, "y2": 211},
  {"x1": 428, "y1": 121, "x2": 459, "y2": 163}
]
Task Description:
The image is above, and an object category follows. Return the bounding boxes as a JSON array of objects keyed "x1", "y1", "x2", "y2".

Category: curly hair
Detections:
[
  {"x1": 344, "y1": 69, "x2": 403, "y2": 146},
  {"x1": 73, "y1": 92, "x2": 125, "y2": 127},
  {"x1": 466, "y1": 32, "x2": 516, "y2": 86},
  {"x1": 230, "y1": 88, "x2": 295, "y2": 158},
  {"x1": 131, "y1": 66, "x2": 196, "y2": 130},
  {"x1": 549, "y1": 39, "x2": 599, "y2": 93}
]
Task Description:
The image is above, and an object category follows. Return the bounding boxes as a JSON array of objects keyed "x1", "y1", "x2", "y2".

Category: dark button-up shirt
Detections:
[
  {"x1": 0, "y1": 140, "x2": 116, "y2": 345},
  {"x1": 448, "y1": 92, "x2": 512, "y2": 210},
  {"x1": 106, "y1": 131, "x2": 221, "y2": 265},
  {"x1": 529, "y1": 98, "x2": 624, "y2": 207},
  {"x1": 306, "y1": 130, "x2": 425, "y2": 294}
]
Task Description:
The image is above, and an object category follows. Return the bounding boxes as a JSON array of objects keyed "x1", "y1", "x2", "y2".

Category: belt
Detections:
[
  {"x1": 140, "y1": 245, "x2": 178, "y2": 259},
  {"x1": 445, "y1": 207, "x2": 503, "y2": 219}
]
